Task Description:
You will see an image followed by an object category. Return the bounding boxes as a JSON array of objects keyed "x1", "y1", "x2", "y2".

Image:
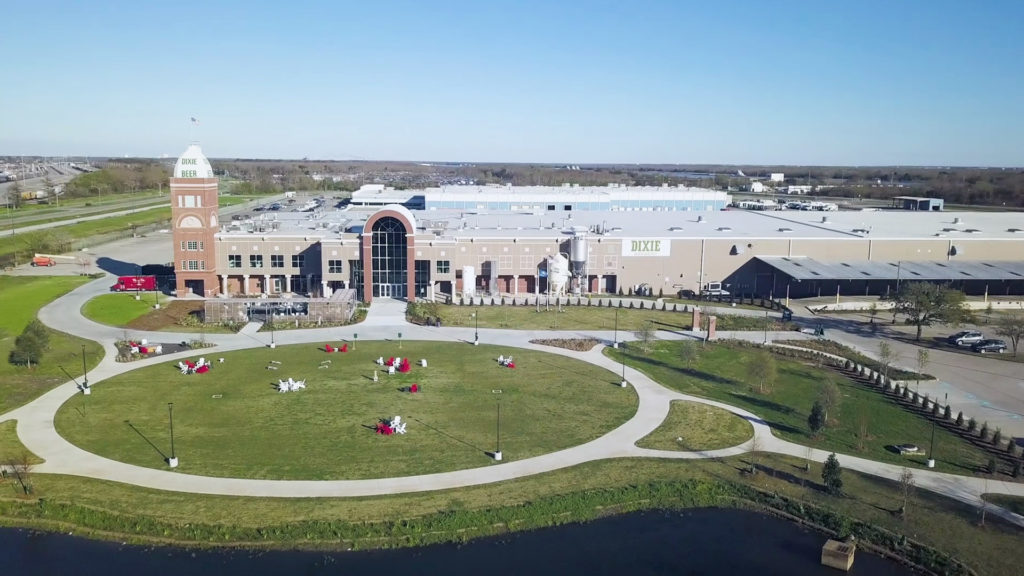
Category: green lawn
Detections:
[
  {"x1": 55, "y1": 342, "x2": 637, "y2": 479},
  {"x1": 0, "y1": 421, "x2": 43, "y2": 465},
  {"x1": 81, "y1": 293, "x2": 157, "y2": 326},
  {"x1": 636, "y1": 400, "x2": 753, "y2": 451},
  {"x1": 608, "y1": 340, "x2": 993, "y2": 475},
  {"x1": 0, "y1": 276, "x2": 105, "y2": 414},
  {"x1": 983, "y1": 494, "x2": 1024, "y2": 517}
]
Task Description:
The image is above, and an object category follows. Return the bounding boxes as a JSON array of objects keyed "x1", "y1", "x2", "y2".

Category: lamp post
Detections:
[
  {"x1": 473, "y1": 312, "x2": 479, "y2": 345},
  {"x1": 493, "y1": 400, "x2": 503, "y2": 461},
  {"x1": 763, "y1": 310, "x2": 769, "y2": 344},
  {"x1": 269, "y1": 319, "x2": 276, "y2": 349},
  {"x1": 928, "y1": 393, "x2": 945, "y2": 469},
  {"x1": 613, "y1": 306, "x2": 619, "y2": 348},
  {"x1": 353, "y1": 333, "x2": 358, "y2": 350},
  {"x1": 620, "y1": 345, "x2": 628, "y2": 388},
  {"x1": 398, "y1": 332, "x2": 403, "y2": 349},
  {"x1": 80, "y1": 344, "x2": 90, "y2": 394},
  {"x1": 167, "y1": 402, "x2": 178, "y2": 468},
  {"x1": 135, "y1": 265, "x2": 142, "y2": 300}
]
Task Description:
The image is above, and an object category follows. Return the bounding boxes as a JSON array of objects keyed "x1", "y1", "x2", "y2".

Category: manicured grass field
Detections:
[
  {"x1": 608, "y1": 340, "x2": 993, "y2": 475},
  {"x1": 0, "y1": 276, "x2": 105, "y2": 413},
  {"x1": 81, "y1": 293, "x2": 157, "y2": 326},
  {"x1": 636, "y1": 400, "x2": 753, "y2": 451},
  {"x1": 55, "y1": 342, "x2": 637, "y2": 479}
]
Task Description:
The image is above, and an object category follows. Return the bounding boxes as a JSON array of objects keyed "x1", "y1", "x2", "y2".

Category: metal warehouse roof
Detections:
[{"x1": 756, "y1": 257, "x2": 1024, "y2": 281}]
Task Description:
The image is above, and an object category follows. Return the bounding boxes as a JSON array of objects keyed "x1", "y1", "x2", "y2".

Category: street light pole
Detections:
[
  {"x1": 80, "y1": 344, "x2": 89, "y2": 392},
  {"x1": 763, "y1": 310, "x2": 769, "y2": 344},
  {"x1": 167, "y1": 402, "x2": 178, "y2": 467},
  {"x1": 473, "y1": 312, "x2": 479, "y2": 345},
  {"x1": 620, "y1": 345, "x2": 628, "y2": 388},
  {"x1": 494, "y1": 400, "x2": 502, "y2": 461},
  {"x1": 613, "y1": 306, "x2": 619, "y2": 348}
]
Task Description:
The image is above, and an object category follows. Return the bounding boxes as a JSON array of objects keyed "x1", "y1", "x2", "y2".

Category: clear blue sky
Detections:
[{"x1": 1, "y1": 1, "x2": 1021, "y2": 166}]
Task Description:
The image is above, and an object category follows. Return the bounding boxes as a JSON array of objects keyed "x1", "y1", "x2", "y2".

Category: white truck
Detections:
[{"x1": 700, "y1": 282, "x2": 730, "y2": 297}]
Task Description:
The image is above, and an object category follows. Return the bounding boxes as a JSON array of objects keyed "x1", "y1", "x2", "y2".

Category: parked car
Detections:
[
  {"x1": 947, "y1": 330, "x2": 984, "y2": 346},
  {"x1": 972, "y1": 339, "x2": 1008, "y2": 354}
]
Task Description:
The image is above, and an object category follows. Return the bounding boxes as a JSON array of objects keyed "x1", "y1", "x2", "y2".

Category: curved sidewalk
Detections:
[{"x1": 2, "y1": 280, "x2": 1023, "y2": 529}]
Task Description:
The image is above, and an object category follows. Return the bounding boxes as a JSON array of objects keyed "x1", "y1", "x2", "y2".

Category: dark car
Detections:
[
  {"x1": 947, "y1": 330, "x2": 983, "y2": 346},
  {"x1": 972, "y1": 339, "x2": 1007, "y2": 354},
  {"x1": 270, "y1": 203, "x2": 282, "y2": 211}
]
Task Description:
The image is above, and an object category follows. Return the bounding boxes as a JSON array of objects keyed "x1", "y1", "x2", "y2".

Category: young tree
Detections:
[
  {"x1": 994, "y1": 314, "x2": 1024, "y2": 357},
  {"x1": 822, "y1": 453, "x2": 843, "y2": 495},
  {"x1": 897, "y1": 468, "x2": 915, "y2": 519},
  {"x1": 634, "y1": 321, "x2": 655, "y2": 353},
  {"x1": 747, "y1": 349, "x2": 777, "y2": 394},
  {"x1": 893, "y1": 282, "x2": 969, "y2": 341},
  {"x1": 9, "y1": 180, "x2": 23, "y2": 208},
  {"x1": 878, "y1": 340, "x2": 895, "y2": 382},
  {"x1": 4, "y1": 451, "x2": 34, "y2": 495},
  {"x1": 678, "y1": 341, "x2": 700, "y2": 370},
  {"x1": 9, "y1": 319, "x2": 50, "y2": 367},
  {"x1": 956, "y1": 411, "x2": 965, "y2": 427},
  {"x1": 808, "y1": 401, "x2": 826, "y2": 437},
  {"x1": 916, "y1": 349, "x2": 929, "y2": 392},
  {"x1": 818, "y1": 380, "x2": 841, "y2": 425}
]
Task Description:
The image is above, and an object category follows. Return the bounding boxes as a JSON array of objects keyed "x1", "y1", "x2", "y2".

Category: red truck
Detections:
[{"x1": 111, "y1": 275, "x2": 157, "y2": 292}]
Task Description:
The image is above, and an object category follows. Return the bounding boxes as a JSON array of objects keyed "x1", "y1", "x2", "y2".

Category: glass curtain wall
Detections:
[{"x1": 371, "y1": 216, "x2": 407, "y2": 298}]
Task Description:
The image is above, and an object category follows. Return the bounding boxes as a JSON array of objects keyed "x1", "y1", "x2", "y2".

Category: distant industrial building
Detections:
[
  {"x1": 892, "y1": 196, "x2": 944, "y2": 211},
  {"x1": 170, "y1": 145, "x2": 1024, "y2": 301}
]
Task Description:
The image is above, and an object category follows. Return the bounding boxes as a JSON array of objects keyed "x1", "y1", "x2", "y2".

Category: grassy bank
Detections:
[
  {"x1": 608, "y1": 340, "x2": 992, "y2": 474},
  {"x1": 0, "y1": 276, "x2": 104, "y2": 413},
  {"x1": 0, "y1": 206, "x2": 171, "y2": 267},
  {"x1": 1, "y1": 455, "x2": 1018, "y2": 574}
]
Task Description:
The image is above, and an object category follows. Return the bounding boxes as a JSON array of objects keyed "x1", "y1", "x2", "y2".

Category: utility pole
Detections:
[
  {"x1": 493, "y1": 400, "x2": 503, "y2": 461},
  {"x1": 613, "y1": 306, "x2": 619, "y2": 348}
]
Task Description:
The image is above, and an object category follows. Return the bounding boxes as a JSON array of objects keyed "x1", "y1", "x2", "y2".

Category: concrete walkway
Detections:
[{"x1": 3, "y1": 276, "x2": 1024, "y2": 528}]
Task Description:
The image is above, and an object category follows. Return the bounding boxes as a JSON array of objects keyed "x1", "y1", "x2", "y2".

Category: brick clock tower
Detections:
[{"x1": 170, "y1": 144, "x2": 219, "y2": 297}]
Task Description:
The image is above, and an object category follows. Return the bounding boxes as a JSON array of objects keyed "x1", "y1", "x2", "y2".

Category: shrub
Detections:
[
  {"x1": 658, "y1": 287, "x2": 664, "y2": 298},
  {"x1": 629, "y1": 301, "x2": 635, "y2": 309},
  {"x1": 956, "y1": 412, "x2": 965, "y2": 427},
  {"x1": 932, "y1": 402, "x2": 941, "y2": 418},
  {"x1": 844, "y1": 360, "x2": 853, "y2": 371},
  {"x1": 943, "y1": 405, "x2": 952, "y2": 421},
  {"x1": 986, "y1": 458, "x2": 998, "y2": 475},
  {"x1": 967, "y1": 417, "x2": 977, "y2": 433},
  {"x1": 979, "y1": 422, "x2": 989, "y2": 440},
  {"x1": 1007, "y1": 440, "x2": 1018, "y2": 457},
  {"x1": 911, "y1": 391, "x2": 919, "y2": 405},
  {"x1": 902, "y1": 386, "x2": 910, "y2": 399},
  {"x1": 619, "y1": 300, "x2": 624, "y2": 308},
  {"x1": 992, "y1": 428, "x2": 1002, "y2": 447},
  {"x1": 884, "y1": 381, "x2": 893, "y2": 393},
  {"x1": 1014, "y1": 461, "x2": 1022, "y2": 478}
]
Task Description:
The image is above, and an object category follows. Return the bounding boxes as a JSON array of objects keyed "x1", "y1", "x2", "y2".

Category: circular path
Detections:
[{"x1": 2, "y1": 276, "x2": 1023, "y2": 528}]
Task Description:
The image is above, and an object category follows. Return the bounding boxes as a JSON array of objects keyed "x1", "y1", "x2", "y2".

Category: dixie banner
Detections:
[{"x1": 621, "y1": 238, "x2": 671, "y2": 257}]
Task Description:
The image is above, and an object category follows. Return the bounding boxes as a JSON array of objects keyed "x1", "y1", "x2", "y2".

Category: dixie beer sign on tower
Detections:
[{"x1": 622, "y1": 238, "x2": 671, "y2": 257}]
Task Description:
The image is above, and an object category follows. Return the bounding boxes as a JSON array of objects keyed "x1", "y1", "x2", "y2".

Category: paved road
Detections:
[
  {"x1": 2, "y1": 280, "x2": 1024, "y2": 529},
  {"x1": 794, "y1": 307, "x2": 1024, "y2": 439}
]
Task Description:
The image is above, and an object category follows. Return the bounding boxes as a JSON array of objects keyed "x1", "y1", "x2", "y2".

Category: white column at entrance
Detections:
[
  {"x1": 513, "y1": 275, "x2": 519, "y2": 296},
  {"x1": 285, "y1": 274, "x2": 291, "y2": 293},
  {"x1": 220, "y1": 274, "x2": 228, "y2": 296},
  {"x1": 307, "y1": 274, "x2": 313, "y2": 296},
  {"x1": 322, "y1": 280, "x2": 332, "y2": 298},
  {"x1": 597, "y1": 275, "x2": 603, "y2": 294},
  {"x1": 263, "y1": 274, "x2": 271, "y2": 295},
  {"x1": 242, "y1": 275, "x2": 250, "y2": 295}
]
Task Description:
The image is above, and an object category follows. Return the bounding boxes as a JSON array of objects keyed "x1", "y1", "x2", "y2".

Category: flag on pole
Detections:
[{"x1": 190, "y1": 117, "x2": 199, "y2": 125}]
